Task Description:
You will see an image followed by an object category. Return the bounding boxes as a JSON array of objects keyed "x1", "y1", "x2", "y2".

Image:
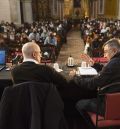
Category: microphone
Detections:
[
  {"x1": 43, "y1": 52, "x2": 49, "y2": 65},
  {"x1": 12, "y1": 54, "x2": 22, "y2": 65}
]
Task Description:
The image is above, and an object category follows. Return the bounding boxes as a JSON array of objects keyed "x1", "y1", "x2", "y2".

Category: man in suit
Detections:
[
  {"x1": 11, "y1": 42, "x2": 67, "y2": 88},
  {"x1": 69, "y1": 38, "x2": 120, "y2": 115}
]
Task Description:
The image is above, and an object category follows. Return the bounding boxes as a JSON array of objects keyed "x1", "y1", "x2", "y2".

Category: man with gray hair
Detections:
[{"x1": 69, "y1": 38, "x2": 120, "y2": 115}]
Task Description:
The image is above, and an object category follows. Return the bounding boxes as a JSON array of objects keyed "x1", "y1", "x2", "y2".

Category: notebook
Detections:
[{"x1": 0, "y1": 50, "x2": 6, "y2": 70}]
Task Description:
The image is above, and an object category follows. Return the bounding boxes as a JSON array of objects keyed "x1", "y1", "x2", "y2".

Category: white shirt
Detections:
[
  {"x1": 23, "y1": 58, "x2": 39, "y2": 64},
  {"x1": 28, "y1": 32, "x2": 40, "y2": 42},
  {"x1": 84, "y1": 42, "x2": 90, "y2": 54}
]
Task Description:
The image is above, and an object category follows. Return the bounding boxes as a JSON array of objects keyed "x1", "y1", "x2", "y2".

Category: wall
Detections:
[
  {"x1": 0, "y1": 0, "x2": 11, "y2": 22},
  {"x1": 104, "y1": 0, "x2": 117, "y2": 18}
]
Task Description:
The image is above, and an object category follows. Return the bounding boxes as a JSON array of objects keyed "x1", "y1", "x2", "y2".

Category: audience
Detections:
[
  {"x1": 0, "y1": 33, "x2": 8, "y2": 52},
  {"x1": 28, "y1": 28, "x2": 40, "y2": 42},
  {"x1": 80, "y1": 18, "x2": 120, "y2": 57},
  {"x1": 0, "y1": 20, "x2": 70, "y2": 63},
  {"x1": 44, "y1": 32, "x2": 57, "y2": 46}
]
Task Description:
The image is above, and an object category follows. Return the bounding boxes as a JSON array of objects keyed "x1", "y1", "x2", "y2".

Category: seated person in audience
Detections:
[
  {"x1": 28, "y1": 29, "x2": 40, "y2": 42},
  {"x1": 0, "y1": 34, "x2": 8, "y2": 51},
  {"x1": 69, "y1": 38, "x2": 120, "y2": 115},
  {"x1": 11, "y1": 42, "x2": 67, "y2": 88},
  {"x1": 40, "y1": 30, "x2": 48, "y2": 42},
  {"x1": 84, "y1": 35, "x2": 92, "y2": 56},
  {"x1": 44, "y1": 32, "x2": 57, "y2": 46}
]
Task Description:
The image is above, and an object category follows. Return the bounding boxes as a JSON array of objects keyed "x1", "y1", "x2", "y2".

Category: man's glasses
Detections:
[{"x1": 35, "y1": 51, "x2": 42, "y2": 54}]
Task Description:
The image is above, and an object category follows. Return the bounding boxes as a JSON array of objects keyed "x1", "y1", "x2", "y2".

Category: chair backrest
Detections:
[
  {"x1": 87, "y1": 83, "x2": 120, "y2": 128},
  {"x1": 105, "y1": 92, "x2": 120, "y2": 120},
  {"x1": 0, "y1": 81, "x2": 67, "y2": 129}
]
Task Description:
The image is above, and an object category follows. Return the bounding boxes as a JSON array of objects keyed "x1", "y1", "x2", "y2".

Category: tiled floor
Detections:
[
  {"x1": 57, "y1": 30, "x2": 90, "y2": 129},
  {"x1": 57, "y1": 29, "x2": 84, "y2": 64}
]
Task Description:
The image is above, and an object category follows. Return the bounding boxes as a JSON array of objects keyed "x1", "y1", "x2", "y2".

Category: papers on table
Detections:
[
  {"x1": 55, "y1": 68, "x2": 63, "y2": 72},
  {"x1": 53, "y1": 63, "x2": 63, "y2": 72},
  {"x1": 77, "y1": 67, "x2": 98, "y2": 75}
]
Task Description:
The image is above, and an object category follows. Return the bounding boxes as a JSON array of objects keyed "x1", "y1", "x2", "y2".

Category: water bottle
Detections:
[{"x1": 67, "y1": 55, "x2": 74, "y2": 66}]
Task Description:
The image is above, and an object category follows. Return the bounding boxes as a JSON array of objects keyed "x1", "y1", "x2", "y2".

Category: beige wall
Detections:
[
  {"x1": 0, "y1": 0, "x2": 21, "y2": 24},
  {"x1": 0, "y1": 0, "x2": 11, "y2": 22},
  {"x1": 104, "y1": 0, "x2": 117, "y2": 18}
]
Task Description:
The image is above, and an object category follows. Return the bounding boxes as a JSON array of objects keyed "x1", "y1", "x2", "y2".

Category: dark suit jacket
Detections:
[
  {"x1": 11, "y1": 62, "x2": 67, "y2": 88},
  {"x1": 70, "y1": 52, "x2": 120, "y2": 91},
  {"x1": 0, "y1": 82, "x2": 68, "y2": 129},
  {"x1": 71, "y1": 52, "x2": 120, "y2": 115}
]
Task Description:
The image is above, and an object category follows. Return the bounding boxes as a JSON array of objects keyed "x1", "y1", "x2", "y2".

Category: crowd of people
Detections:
[
  {"x1": 0, "y1": 19, "x2": 70, "y2": 63},
  {"x1": 0, "y1": 17, "x2": 120, "y2": 128},
  {"x1": 80, "y1": 18, "x2": 120, "y2": 57}
]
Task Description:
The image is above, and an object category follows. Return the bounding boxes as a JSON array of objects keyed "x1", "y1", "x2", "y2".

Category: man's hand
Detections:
[
  {"x1": 80, "y1": 54, "x2": 94, "y2": 66},
  {"x1": 69, "y1": 69, "x2": 76, "y2": 77}
]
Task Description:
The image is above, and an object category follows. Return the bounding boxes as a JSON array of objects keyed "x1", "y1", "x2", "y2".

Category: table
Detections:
[{"x1": 0, "y1": 69, "x2": 12, "y2": 80}]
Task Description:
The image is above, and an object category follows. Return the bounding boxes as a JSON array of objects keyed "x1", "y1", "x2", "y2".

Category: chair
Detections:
[
  {"x1": 92, "y1": 48, "x2": 103, "y2": 57},
  {"x1": 92, "y1": 57, "x2": 108, "y2": 64},
  {"x1": 0, "y1": 81, "x2": 68, "y2": 129},
  {"x1": 87, "y1": 82, "x2": 120, "y2": 129},
  {"x1": 41, "y1": 44, "x2": 56, "y2": 63}
]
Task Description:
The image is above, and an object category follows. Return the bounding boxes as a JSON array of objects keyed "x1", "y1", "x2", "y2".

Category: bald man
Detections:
[{"x1": 11, "y1": 42, "x2": 67, "y2": 88}]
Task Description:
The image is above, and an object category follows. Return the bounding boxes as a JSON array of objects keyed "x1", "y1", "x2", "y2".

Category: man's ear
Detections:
[
  {"x1": 32, "y1": 52, "x2": 36, "y2": 58},
  {"x1": 113, "y1": 48, "x2": 118, "y2": 53}
]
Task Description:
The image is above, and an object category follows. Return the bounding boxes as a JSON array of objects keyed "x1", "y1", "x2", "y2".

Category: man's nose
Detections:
[{"x1": 104, "y1": 54, "x2": 106, "y2": 58}]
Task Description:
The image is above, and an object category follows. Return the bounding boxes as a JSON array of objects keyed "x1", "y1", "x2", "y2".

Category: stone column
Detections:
[
  {"x1": 22, "y1": 0, "x2": 33, "y2": 23},
  {"x1": 17, "y1": 0, "x2": 21, "y2": 24},
  {"x1": 59, "y1": 1, "x2": 62, "y2": 20},
  {"x1": 60, "y1": 1, "x2": 64, "y2": 20},
  {"x1": 9, "y1": 0, "x2": 21, "y2": 24},
  {"x1": 53, "y1": 0, "x2": 55, "y2": 16},
  {"x1": 118, "y1": 0, "x2": 120, "y2": 19},
  {"x1": 56, "y1": 0, "x2": 59, "y2": 19},
  {"x1": 57, "y1": 0, "x2": 62, "y2": 19},
  {"x1": 0, "y1": 0, "x2": 11, "y2": 22}
]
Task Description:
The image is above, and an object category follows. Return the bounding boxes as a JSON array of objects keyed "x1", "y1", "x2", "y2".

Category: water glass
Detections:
[
  {"x1": 81, "y1": 61, "x2": 87, "y2": 67},
  {"x1": 53, "y1": 63, "x2": 59, "y2": 70}
]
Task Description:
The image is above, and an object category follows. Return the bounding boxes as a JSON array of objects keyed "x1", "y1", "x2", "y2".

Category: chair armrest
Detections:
[{"x1": 98, "y1": 82, "x2": 120, "y2": 95}]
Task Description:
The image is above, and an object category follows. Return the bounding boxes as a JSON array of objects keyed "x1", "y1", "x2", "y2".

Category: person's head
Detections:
[
  {"x1": 22, "y1": 42, "x2": 42, "y2": 63},
  {"x1": 33, "y1": 29, "x2": 37, "y2": 34},
  {"x1": 0, "y1": 34, "x2": 5, "y2": 44},
  {"x1": 49, "y1": 32, "x2": 53, "y2": 38},
  {"x1": 103, "y1": 38, "x2": 120, "y2": 60}
]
